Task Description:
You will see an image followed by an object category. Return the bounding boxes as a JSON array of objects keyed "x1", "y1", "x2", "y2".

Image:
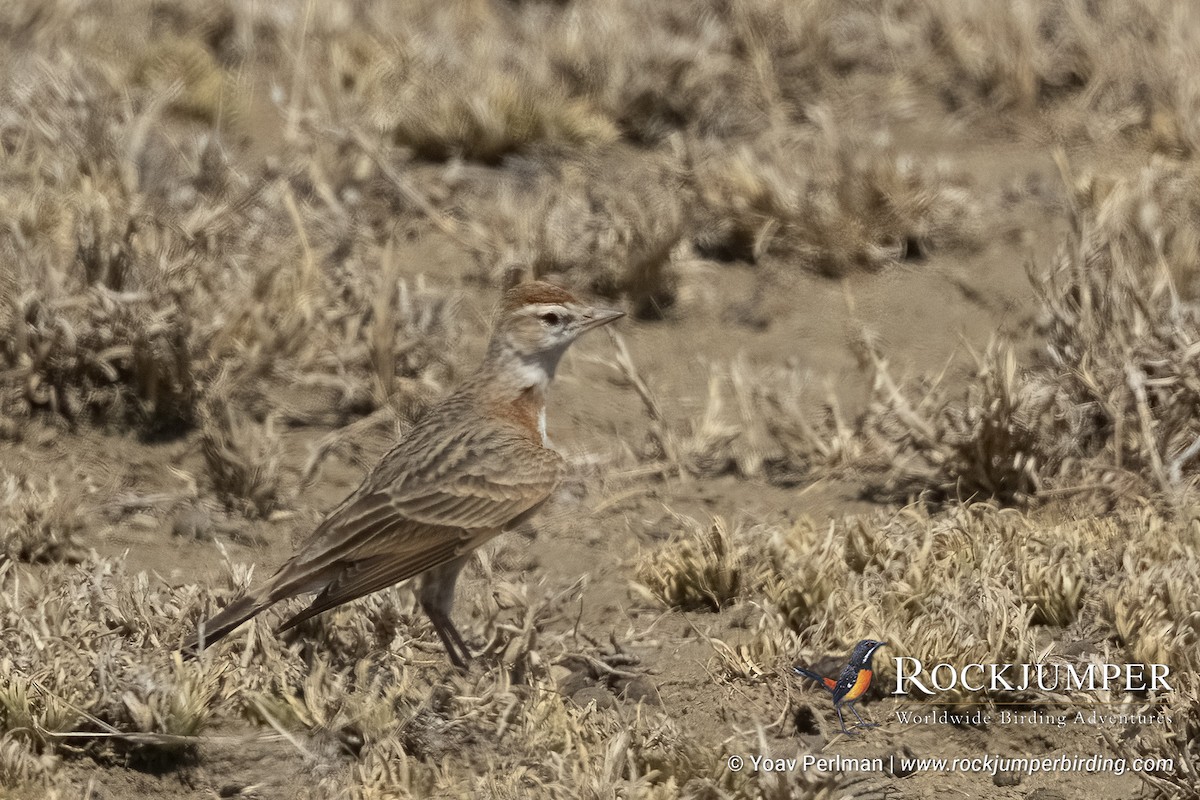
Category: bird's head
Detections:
[
  {"x1": 488, "y1": 281, "x2": 625, "y2": 389},
  {"x1": 852, "y1": 639, "x2": 888, "y2": 667}
]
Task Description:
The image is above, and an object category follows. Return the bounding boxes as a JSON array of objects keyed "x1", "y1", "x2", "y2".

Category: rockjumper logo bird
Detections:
[{"x1": 793, "y1": 639, "x2": 887, "y2": 735}]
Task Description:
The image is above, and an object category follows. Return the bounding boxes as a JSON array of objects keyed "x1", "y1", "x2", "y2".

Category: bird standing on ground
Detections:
[
  {"x1": 793, "y1": 639, "x2": 887, "y2": 735},
  {"x1": 186, "y1": 281, "x2": 624, "y2": 668}
]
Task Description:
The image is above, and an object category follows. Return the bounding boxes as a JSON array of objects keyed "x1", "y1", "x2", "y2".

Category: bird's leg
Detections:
[
  {"x1": 419, "y1": 556, "x2": 473, "y2": 670},
  {"x1": 849, "y1": 703, "x2": 878, "y2": 728},
  {"x1": 835, "y1": 704, "x2": 858, "y2": 736},
  {"x1": 423, "y1": 604, "x2": 472, "y2": 670}
]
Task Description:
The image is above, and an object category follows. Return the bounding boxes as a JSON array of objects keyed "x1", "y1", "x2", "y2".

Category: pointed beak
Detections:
[{"x1": 579, "y1": 305, "x2": 625, "y2": 332}]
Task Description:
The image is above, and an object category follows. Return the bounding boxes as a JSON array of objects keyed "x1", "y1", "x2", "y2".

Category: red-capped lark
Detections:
[{"x1": 187, "y1": 281, "x2": 624, "y2": 668}]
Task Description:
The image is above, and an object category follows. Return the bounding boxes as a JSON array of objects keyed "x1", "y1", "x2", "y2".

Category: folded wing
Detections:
[{"x1": 264, "y1": 427, "x2": 564, "y2": 605}]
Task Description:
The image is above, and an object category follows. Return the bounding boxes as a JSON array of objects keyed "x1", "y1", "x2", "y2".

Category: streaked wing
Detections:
[
  {"x1": 276, "y1": 531, "x2": 475, "y2": 631},
  {"x1": 377, "y1": 426, "x2": 565, "y2": 529},
  {"x1": 268, "y1": 428, "x2": 563, "y2": 598}
]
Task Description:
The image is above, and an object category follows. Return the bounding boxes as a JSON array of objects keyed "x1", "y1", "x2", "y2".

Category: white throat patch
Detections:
[{"x1": 512, "y1": 358, "x2": 553, "y2": 392}]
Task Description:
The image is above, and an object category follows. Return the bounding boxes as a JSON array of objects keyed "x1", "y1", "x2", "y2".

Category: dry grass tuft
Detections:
[
  {"x1": 0, "y1": 276, "x2": 200, "y2": 435},
  {"x1": 1106, "y1": 677, "x2": 1200, "y2": 798},
  {"x1": 0, "y1": 556, "x2": 225, "y2": 767},
  {"x1": 0, "y1": 555, "x2": 440, "y2": 789},
  {"x1": 457, "y1": 148, "x2": 687, "y2": 318},
  {"x1": 900, "y1": 0, "x2": 1200, "y2": 151},
  {"x1": 681, "y1": 358, "x2": 862, "y2": 484},
  {"x1": 1101, "y1": 512, "x2": 1200, "y2": 674},
  {"x1": 198, "y1": 395, "x2": 284, "y2": 519},
  {"x1": 1096, "y1": 509, "x2": 1200, "y2": 796},
  {"x1": 131, "y1": 34, "x2": 244, "y2": 126},
  {"x1": 604, "y1": 352, "x2": 856, "y2": 485},
  {"x1": 0, "y1": 732, "x2": 57, "y2": 791},
  {"x1": 843, "y1": 338, "x2": 1078, "y2": 504},
  {"x1": 372, "y1": 66, "x2": 618, "y2": 164},
  {"x1": 1032, "y1": 157, "x2": 1200, "y2": 494},
  {"x1": 1019, "y1": 530, "x2": 1088, "y2": 627},
  {"x1": 689, "y1": 119, "x2": 983, "y2": 273},
  {"x1": 348, "y1": 6, "x2": 620, "y2": 163},
  {"x1": 0, "y1": 475, "x2": 86, "y2": 565},
  {"x1": 637, "y1": 515, "x2": 744, "y2": 612}
]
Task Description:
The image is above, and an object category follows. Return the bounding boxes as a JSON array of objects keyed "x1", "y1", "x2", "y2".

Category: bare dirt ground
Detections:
[{"x1": 4, "y1": 2, "x2": 1200, "y2": 799}]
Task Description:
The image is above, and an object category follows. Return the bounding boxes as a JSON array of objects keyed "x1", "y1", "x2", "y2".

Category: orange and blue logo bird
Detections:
[{"x1": 793, "y1": 639, "x2": 886, "y2": 735}]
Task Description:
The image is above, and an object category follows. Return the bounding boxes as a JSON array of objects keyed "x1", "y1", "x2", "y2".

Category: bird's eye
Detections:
[{"x1": 539, "y1": 312, "x2": 562, "y2": 326}]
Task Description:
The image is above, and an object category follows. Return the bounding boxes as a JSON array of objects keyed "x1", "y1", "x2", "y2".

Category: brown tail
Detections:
[{"x1": 183, "y1": 592, "x2": 275, "y2": 659}]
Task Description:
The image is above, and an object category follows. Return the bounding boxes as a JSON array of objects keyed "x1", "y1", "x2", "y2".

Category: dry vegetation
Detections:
[{"x1": 5, "y1": 0, "x2": 1200, "y2": 797}]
